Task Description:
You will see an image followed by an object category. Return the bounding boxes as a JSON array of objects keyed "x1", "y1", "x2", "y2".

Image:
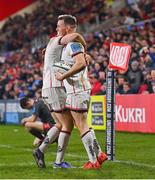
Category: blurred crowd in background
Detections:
[{"x1": 0, "y1": 0, "x2": 155, "y2": 99}]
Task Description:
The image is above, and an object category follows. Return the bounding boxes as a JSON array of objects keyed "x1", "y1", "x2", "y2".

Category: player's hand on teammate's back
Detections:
[
  {"x1": 41, "y1": 48, "x2": 46, "y2": 58},
  {"x1": 55, "y1": 72, "x2": 64, "y2": 81},
  {"x1": 75, "y1": 34, "x2": 87, "y2": 49},
  {"x1": 84, "y1": 53, "x2": 92, "y2": 65}
]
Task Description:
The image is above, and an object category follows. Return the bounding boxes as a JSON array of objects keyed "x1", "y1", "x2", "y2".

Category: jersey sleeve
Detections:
[
  {"x1": 68, "y1": 42, "x2": 84, "y2": 57},
  {"x1": 51, "y1": 36, "x2": 63, "y2": 46},
  {"x1": 57, "y1": 36, "x2": 64, "y2": 45},
  {"x1": 33, "y1": 101, "x2": 42, "y2": 117}
]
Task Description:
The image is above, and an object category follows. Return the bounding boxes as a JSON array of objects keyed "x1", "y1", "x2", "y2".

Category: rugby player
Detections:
[
  {"x1": 55, "y1": 15, "x2": 107, "y2": 169},
  {"x1": 33, "y1": 27, "x2": 88, "y2": 168},
  {"x1": 20, "y1": 97, "x2": 56, "y2": 146}
]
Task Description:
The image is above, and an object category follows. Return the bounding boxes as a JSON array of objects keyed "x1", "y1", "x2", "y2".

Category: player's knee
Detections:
[
  {"x1": 75, "y1": 120, "x2": 86, "y2": 131},
  {"x1": 55, "y1": 122, "x2": 62, "y2": 130},
  {"x1": 62, "y1": 124, "x2": 73, "y2": 132},
  {"x1": 25, "y1": 122, "x2": 33, "y2": 129}
]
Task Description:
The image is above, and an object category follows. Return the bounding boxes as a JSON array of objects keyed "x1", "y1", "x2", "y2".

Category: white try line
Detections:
[
  {"x1": 0, "y1": 159, "x2": 154, "y2": 170},
  {"x1": 114, "y1": 160, "x2": 155, "y2": 169},
  {"x1": 0, "y1": 144, "x2": 154, "y2": 169},
  {"x1": 0, "y1": 144, "x2": 87, "y2": 159}
]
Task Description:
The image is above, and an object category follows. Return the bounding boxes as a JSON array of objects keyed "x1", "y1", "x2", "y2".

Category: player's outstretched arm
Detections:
[{"x1": 60, "y1": 33, "x2": 87, "y2": 48}]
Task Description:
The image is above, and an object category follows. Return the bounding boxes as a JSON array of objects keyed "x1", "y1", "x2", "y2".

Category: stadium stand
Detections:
[{"x1": 0, "y1": 0, "x2": 155, "y2": 99}]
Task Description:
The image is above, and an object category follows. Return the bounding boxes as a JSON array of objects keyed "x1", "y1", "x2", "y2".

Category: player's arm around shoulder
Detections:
[{"x1": 60, "y1": 33, "x2": 87, "y2": 49}]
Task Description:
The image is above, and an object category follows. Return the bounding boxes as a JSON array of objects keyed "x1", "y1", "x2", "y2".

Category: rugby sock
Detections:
[
  {"x1": 55, "y1": 131, "x2": 70, "y2": 164},
  {"x1": 39, "y1": 126, "x2": 60, "y2": 153},
  {"x1": 89, "y1": 128, "x2": 102, "y2": 156},
  {"x1": 52, "y1": 136, "x2": 58, "y2": 144},
  {"x1": 29, "y1": 129, "x2": 44, "y2": 140},
  {"x1": 81, "y1": 130, "x2": 97, "y2": 163}
]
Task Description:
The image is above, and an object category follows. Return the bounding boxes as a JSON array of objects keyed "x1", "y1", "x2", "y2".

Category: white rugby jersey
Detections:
[
  {"x1": 42, "y1": 36, "x2": 64, "y2": 89},
  {"x1": 61, "y1": 42, "x2": 91, "y2": 94}
]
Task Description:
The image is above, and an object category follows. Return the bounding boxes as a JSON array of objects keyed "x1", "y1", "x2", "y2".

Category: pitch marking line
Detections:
[
  {"x1": 114, "y1": 160, "x2": 155, "y2": 169},
  {"x1": 0, "y1": 144, "x2": 155, "y2": 169},
  {"x1": 0, "y1": 160, "x2": 154, "y2": 169}
]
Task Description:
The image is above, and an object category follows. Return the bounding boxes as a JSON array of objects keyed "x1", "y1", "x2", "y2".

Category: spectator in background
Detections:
[
  {"x1": 142, "y1": 71, "x2": 154, "y2": 93},
  {"x1": 138, "y1": 81, "x2": 149, "y2": 94},
  {"x1": 116, "y1": 75, "x2": 127, "y2": 94},
  {"x1": 149, "y1": 45, "x2": 155, "y2": 68},
  {"x1": 90, "y1": 73, "x2": 102, "y2": 95},
  {"x1": 98, "y1": 71, "x2": 107, "y2": 95},
  {"x1": 92, "y1": 63, "x2": 101, "y2": 79},
  {"x1": 122, "y1": 82, "x2": 135, "y2": 94},
  {"x1": 127, "y1": 60, "x2": 143, "y2": 93},
  {"x1": 149, "y1": 70, "x2": 155, "y2": 93},
  {"x1": 98, "y1": 71, "x2": 106, "y2": 84},
  {"x1": 89, "y1": 71, "x2": 106, "y2": 95},
  {"x1": 0, "y1": 0, "x2": 155, "y2": 98}
]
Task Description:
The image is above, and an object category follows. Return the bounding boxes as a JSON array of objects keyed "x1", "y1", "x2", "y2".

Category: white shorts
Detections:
[
  {"x1": 65, "y1": 90, "x2": 91, "y2": 112},
  {"x1": 42, "y1": 87, "x2": 66, "y2": 112}
]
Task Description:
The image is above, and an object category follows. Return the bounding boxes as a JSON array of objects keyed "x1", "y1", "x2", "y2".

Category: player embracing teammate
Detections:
[
  {"x1": 33, "y1": 14, "x2": 107, "y2": 169},
  {"x1": 55, "y1": 15, "x2": 107, "y2": 169}
]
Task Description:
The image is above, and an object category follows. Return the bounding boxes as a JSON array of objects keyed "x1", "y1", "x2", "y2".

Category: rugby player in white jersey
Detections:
[
  {"x1": 33, "y1": 29, "x2": 87, "y2": 168},
  {"x1": 55, "y1": 15, "x2": 107, "y2": 169}
]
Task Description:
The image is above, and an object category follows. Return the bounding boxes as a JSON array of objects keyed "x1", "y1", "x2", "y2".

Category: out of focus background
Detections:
[
  {"x1": 0, "y1": 0, "x2": 155, "y2": 99},
  {"x1": 0, "y1": 0, "x2": 155, "y2": 179}
]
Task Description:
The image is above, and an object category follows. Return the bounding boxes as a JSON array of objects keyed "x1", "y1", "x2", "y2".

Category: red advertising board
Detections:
[
  {"x1": 115, "y1": 94, "x2": 155, "y2": 133},
  {"x1": 0, "y1": 0, "x2": 36, "y2": 20},
  {"x1": 109, "y1": 42, "x2": 131, "y2": 71}
]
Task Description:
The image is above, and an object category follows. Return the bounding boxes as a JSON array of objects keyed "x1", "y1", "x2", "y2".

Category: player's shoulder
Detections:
[
  {"x1": 35, "y1": 99, "x2": 44, "y2": 107},
  {"x1": 67, "y1": 41, "x2": 83, "y2": 47},
  {"x1": 67, "y1": 42, "x2": 84, "y2": 52},
  {"x1": 50, "y1": 36, "x2": 61, "y2": 43}
]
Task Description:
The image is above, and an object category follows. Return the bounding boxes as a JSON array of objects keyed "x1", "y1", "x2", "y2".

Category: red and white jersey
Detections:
[
  {"x1": 42, "y1": 36, "x2": 64, "y2": 89},
  {"x1": 61, "y1": 42, "x2": 91, "y2": 94}
]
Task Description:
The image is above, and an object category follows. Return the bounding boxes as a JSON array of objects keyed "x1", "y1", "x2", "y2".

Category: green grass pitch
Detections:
[{"x1": 0, "y1": 125, "x2": 155, "y2": 179}]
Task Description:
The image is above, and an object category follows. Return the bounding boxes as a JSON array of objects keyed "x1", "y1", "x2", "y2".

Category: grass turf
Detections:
[{"x1": 0, "y1": 125, "x2": 155, "y2": 179}]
